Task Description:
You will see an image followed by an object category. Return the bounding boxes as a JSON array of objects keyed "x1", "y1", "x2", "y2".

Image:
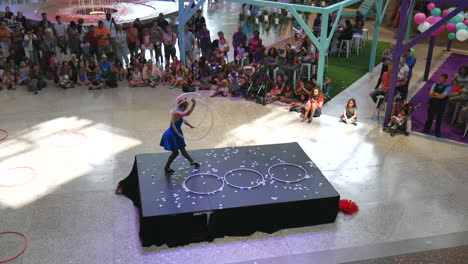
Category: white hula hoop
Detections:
[
  {"x1": 223, "y1": 168, "x2": 265, "y2": 190},
  {"x1": 267, "y1": 163, "x2": 308, "y2": 183},
  {"x1": 176, "y1": 92, "x2": 206, "y2": 102},
  {"x1": 182, "y1": 173, "x2": 224, "y2": 195},
  {"x1": 171, "y1": 97, "x2": 214, "y2": 141}
]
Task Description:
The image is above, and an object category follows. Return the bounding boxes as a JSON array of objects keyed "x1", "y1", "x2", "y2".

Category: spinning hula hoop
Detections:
[
  {"x1": 0, "y1": 167, "x2": 38, "y2": 187},
  {"x1": 0, "y1": 231, "x2": 29, "y2": 263},
  {"x1": 223, "y1": 168, "x2": 265, "y2": 190},
  {"x1": 175, "y1": 92, "x2": 211, "y2": 128},
  {"x1": 171, "y1": 98, "x2": 214, "y2": 141},
  {"x1": 268, "y1": 163, "x2": 308, "y2": 183},
  {"x1": 0, "y1": 129, "x2": 8, "y2": 142},
  {"x1": 182, "y1": 173, "x2": 224, "y2": 195}
]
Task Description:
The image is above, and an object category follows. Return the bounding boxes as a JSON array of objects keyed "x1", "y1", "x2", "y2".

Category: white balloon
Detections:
[
  {"x1": 465, "y1": 12, "x2": 468, "y2": 20},
  {"x1": 420, "y1": 22, "x2": 431, "y2": 32},
  {"x1": 456, "y1": 29, "x2": 468, "y2": 41}
]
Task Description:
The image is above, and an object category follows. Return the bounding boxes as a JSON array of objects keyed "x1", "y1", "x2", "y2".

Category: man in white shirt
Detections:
[
  {"x1": 103, "y1": 13, "x2": 117, "y2": 54},
  {"x1": 396, "y1": 57, "x2": 409, "y2": 100},
  {"x1": 54, "y1": 16, "x2": 68, "y2": 59}
]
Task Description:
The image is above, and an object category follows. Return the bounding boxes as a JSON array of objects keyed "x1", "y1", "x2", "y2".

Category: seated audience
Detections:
[{"x1": 340, "y1": 98, "x2": 358, "y2": 125}]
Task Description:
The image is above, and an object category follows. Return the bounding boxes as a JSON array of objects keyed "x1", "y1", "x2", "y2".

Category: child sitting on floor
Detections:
[
  {"x1": 77, "y1": 68, "x2": 89, "y2": 86},
  {"x1": 169, "y1": 68, "x2": 187, "y2": 89},
  {"x1": 340, "y1": 98, "x2": 358, "y2": 125},
  {"x1": 18, "y1": 62, "x2": 30, "y2": 85},
  {"x1": 129, "y1": 67, "x2": 144, "y2": 87},
  {"x1": 162, "y1": 64, "x2": 173, "y2": 84},
  {"x1": 1, "y1": 70, "x2": 17, "y2": 90},
  {"x1": 211, "y1": 79, "x2": 230, "y2": 97}
]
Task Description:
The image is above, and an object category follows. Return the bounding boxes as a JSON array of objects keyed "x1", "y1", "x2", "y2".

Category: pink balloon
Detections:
[
  {"x1": 442, "y1": 9, "x2": 451, "y2": 17},
  {"x1": 464, "y1": 20, "x2": 468, "y2": 26},
  {"x1": 427, "y1": 3, "x2": 435, "y2": 11},
  {"x1": 430, "y1": 16, "x2": 444, "y2": 36},
  {"x1": 426, "y1": 15, "x2": 440, "y2": 24},
  {"x1": 414, "y1": 13, "x2": 427, "y2": 24},
  {"x1": 446, "y1": 23, "x2": 457, "y2": 33}
]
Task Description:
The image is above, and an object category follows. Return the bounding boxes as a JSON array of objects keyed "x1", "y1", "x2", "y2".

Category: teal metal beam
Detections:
[
  {"x1": 324, "y1": 0, "x2": 362, "y2": 13},
  {"x1": 289, "y1": 8, "x2": 323, "y2": 50},
  {"x1": 228, "y1": 0, "x2": 353, "y2": 14},
  {"x1": 316, "y1": 12, "x2": 329, "y2": 89},
  {"x1": 368, "y1": 0, "x2": 390, "y2": 72},
  {"x1": 325, "y1": 4, "x2": 345, "y2": 47},
  {"x1": 404, "y1": 0, "x2": 415, "y2": 42}
]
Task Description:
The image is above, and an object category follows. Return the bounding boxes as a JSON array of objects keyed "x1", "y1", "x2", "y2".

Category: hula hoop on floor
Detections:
[
  {"x1": 182, "y1": 173, "x2": 224, "y2": 195},
  {"x1": 267, "y1": 163, "x2": 308, "y2": 183},
  {"x1": 171, "y1": 98, "x2": 214, "y2": 141},
  {"x1": 51, "y1": 131, "x2": 87, "y2": 148},
  {"x1": 0, "y1": 129, "x2": 8, "y2": 142},
  {"x1": 223, "y1": 168, "x2": 265, "y2": 190},
  {"x1": 0, "y1": 231, "x2": 29, "y2": 263},
  {"x1": 0, "y1": 167, "x2": 38, "y2": 187}
]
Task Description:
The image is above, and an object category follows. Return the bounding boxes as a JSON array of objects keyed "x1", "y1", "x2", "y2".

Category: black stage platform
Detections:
[{"x1": 118, "y1": 142, "x2": 340, "y2": 247}]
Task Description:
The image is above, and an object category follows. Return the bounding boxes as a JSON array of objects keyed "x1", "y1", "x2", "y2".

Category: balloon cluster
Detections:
[{"x1": 413, "y1": 3, "x2": 468, "y2": 41}]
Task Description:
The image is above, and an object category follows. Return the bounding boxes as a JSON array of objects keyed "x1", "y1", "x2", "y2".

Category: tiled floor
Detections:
[{"x1": 1, "y1": 2, "x2": 468, "y2": 264}]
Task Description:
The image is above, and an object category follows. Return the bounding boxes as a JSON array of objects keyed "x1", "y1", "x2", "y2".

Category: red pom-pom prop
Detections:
[{"x1": 339, "y1": 199, "x2": 359, "y2": 215}]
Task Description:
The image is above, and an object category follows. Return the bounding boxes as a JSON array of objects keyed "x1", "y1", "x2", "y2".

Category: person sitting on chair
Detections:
[{"x1": 370, "y1": 65, "x2": 392, "y2": 108}]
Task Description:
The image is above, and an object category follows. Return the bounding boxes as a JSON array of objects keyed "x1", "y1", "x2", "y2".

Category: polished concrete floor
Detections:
[{"x1": 1, "y1": 3, "x2": 468, "y2": 264}]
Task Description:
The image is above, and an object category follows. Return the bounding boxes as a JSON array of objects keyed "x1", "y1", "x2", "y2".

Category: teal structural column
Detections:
[
  {"x1": 404, "y1": 0, "x2": 415, "y2": 42},
  {"x1": 368, "y1": 0, "x2": 390, "y2": 72},
  {"x1": 178, "y1": 0, "x2": 186, "y2": 64},
  {"x1": 317, "y1": 11, "x2": 329, "y2": 90}
]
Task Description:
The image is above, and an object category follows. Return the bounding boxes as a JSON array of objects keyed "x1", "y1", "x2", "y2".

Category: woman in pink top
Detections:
[
  {"x1": 141, "y1": 29, "x2": 154, "y2": 61},
  {"x1": 248, "y1": 31, "x2": 262, "y2": 62},
  {"x1": 127, "y1": 22, "x2": 139, "y2": 57},
  {"x1": 302, "y1": 87, "x2": 324, "y2": 123}
]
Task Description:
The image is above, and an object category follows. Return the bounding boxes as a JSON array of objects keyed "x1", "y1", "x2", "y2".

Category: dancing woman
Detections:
[{"x1": 160, "y1": 98, "x2": 200, "y2": 174}]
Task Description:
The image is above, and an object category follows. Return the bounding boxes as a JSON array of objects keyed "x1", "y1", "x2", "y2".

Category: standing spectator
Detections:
[
  {"x1": 396, "y1": 57, "x2": 409, "y2": 100},
  {"x1": 370, "y1": 65, "x2": 392, "y2": 107},
  {"x1": 11, "y1": 25, "x2": 25, "y2": 60},
  {"x1": 15, "y1": 11, "x2": 27, "y2": 30},
  {"x1": 213, "y1": 31, "x2": 230, "y2": 60},
  {"x1": 247, "y1": 31, "x2": 262, "y2": 63},
  {"x1": 87, "y1": 25, "x2": 97, "y2": 59},
  {"x1": 94, "y1": 21, "x2": 111, "y2": 58},
  {"x1": 354, "y1": 10, "x2": 365, "y2": 33},
  {"x1": 194, "y1": 10, "x2": 205, "y2": 40},
  {"x1": 183, "y1": 24, "x2": 195, "y2": 63},
  {"x1": 151, "y1": 23, "x2": 163, "y2": 65},
  {"x1": 133, "y1": 18, "x2": 144, "y2": 42},
  {"x1": 127, "y1": 22, "x2": 139, "y2": 57},
  {"x1": 0, "y1": 22, "x2": 12, "y2": 61},
  {"x1": 232, "y1": 26, "x2": 247, "y2": 64},
  {"x1": 68, "y1": 21, "x2": 81, "y2": 59},
  {"x1": 313, "y1": 14, "x2": 322, "y2": 36},
  {"x1": 103, "y1": 13, "x2": 118, "y2": 54},
  {"x1": 141, "y1": 29, "x2": 154, "y2": 61},
  {"x1": 198, "y1": 24, "x2": 211, "y2": 59},
  {"x1": 54, "y1": 16, "x2": 68, "y2": 59},
  {"x1": 38, "y1": 13, "x2": 52, "y2": 30},
  {"x1": 77, "y1": 18, "x2": 87, "y2": 42},
  {"x1": 42, "y1": 29, "x2": 57, "y2": 54},
  {"x1": 163, "y1": 27, "x2": 177, "y2": 65},
  {"x1": 403, "y1": 49, "x2": 415, "y2": 93},
  {"x1": 375, "y1": 44, "x2": 394, "y2": 89},
  {"x1": 421, "y1": 73, "x2": 451, "y2": 137},
  {"x1": 2, "y1": 6, "x2": 14, "y2": 22},
  {"x1": 156, "y1": 13, "x2": 169, "y2": 32},
  {"x1": 115, "y1": 24, "x2": 129, "y2": 66},
  {"x1": 24, "y1": 29, "x2": 38, "y2": 63}
]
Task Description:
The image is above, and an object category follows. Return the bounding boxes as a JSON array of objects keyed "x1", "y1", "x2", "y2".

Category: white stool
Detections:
[
  {"x1": 240, "y1": 56, "x2": 249, "y2": 67},
  {"x1": 352, "y1": 33, "x2": 362, "y2": 55},
  {"x1": 362, "y1": 28, "x2": 369, "y2": 47},
  {"x1": 451, "y1": 102, "x2": 462, "y2": 124},
  {"x1": 338, "y1": 40, "x2": 352, "y2": 58},
  {"x1": 273, "y1": 67, "x2": 280, "y2": 79},
  {"x1": 375, "y1": 95, "x2": 386, "y2": 121},
  {"x1": 464, "y1": 122, "x2": 468, "y2": 137},
  {"x1": 300, "y1": 63, "x2": 312, "y2": 81}
]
